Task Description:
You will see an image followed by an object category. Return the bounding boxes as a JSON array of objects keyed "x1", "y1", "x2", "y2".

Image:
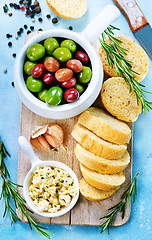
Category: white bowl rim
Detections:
[
  {"x1": 14, "y1": 29, "x2": 103, "y2": 117},
  {"x1": 23, "y1": 160, "x2": 79, "y2": 218}
]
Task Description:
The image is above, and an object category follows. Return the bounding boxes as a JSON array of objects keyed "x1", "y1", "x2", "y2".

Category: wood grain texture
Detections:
[
  {"x1": 113, "y1": 0, "x2": 149, "y2": 33},
  {"x1": 17, "y1": 98, "x2": 132, "y2": 226}
]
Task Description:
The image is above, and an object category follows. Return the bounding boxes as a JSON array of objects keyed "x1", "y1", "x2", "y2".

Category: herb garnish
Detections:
[
  {"x1": 97, "y1": 172, "x2": 139, "y2": 234},
  {"x1": 99, "y1": 25, "x2": 152, "y2": 114},
  {"x1": 0, "y1": 139, "x2": 51, "y2": 239}
]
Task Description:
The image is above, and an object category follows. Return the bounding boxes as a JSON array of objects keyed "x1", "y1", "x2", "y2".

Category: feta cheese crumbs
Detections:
[{"x1": 29, "y1": 166, "x2": 77, "y2": 213}]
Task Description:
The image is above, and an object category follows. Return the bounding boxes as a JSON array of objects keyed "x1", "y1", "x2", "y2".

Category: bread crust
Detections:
[
  {"x1": 79, "y1": 178, "x2": 119, "y2": 201},
  {"x1": 46, "y1": 0, "x2": 87, "y2": 19},
  {"x1": 78, "y1": 107, "x2": 131, "y2": 145},
  {"x1": 99, "y1": 35, "x2": 149, "y2": 82},
  {"x1": 80, "y1": 164, "x2": 126, "y2": 191},
  {"x1": 101, "y1": 77, "x2": 142, "y2": 122},
  {"x1": 75, "y1": 143, "x2": 130, "y2": 174},
  {"x1": 71, "y1": 123, "x2": 127, "y2": 160}
]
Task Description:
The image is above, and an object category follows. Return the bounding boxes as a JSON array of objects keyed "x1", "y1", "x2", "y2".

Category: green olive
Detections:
[
  {"x1": 24, "y1": 61, "x2": 36, "y2": 75},
  {"x1": 45, "y1": 86, "x2": 63, "y2": 106},
  {"x1": 26, "y1": 76, "x2": 43, "y2": 92},
  {"x1": 52, "y1": 47, "x2": 72, "y2": 63},
  {"x1": 74, "y1": 83, "x2": 85, "y2": 95},
  {"x1": 60, "y1": 39, "x2": 76, "y2": 54},
  {"x1": 44, "y1": 38, "x2": 59, "y2": 55},
  {"x1": 37, "y1": 89, "x2": 48, "y2": 102},
  {"x1": 77, "y1": 66, "x2": 92, "y2": 84}
]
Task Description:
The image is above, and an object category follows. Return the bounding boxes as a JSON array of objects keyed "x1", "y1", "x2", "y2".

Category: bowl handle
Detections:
[
  {"x1": 18, "y1": 136, "x2": 41, "y2": 167},
  {"x1": 82, "y1": 4, "x2": 120, "y2": 45}
]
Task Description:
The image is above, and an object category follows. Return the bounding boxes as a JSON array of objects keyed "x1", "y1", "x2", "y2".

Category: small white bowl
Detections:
[
  {"x1": 18, "y1": 136, "x2": 79, "y2": 218},
  {"x1": 14, "y1": 5, "x2": 120, "y2": 119}
]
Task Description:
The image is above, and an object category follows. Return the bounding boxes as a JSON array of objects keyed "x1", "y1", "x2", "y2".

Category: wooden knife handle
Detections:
[{"x1": 113, "y1": 0, "x2": 149, "y2": 33}]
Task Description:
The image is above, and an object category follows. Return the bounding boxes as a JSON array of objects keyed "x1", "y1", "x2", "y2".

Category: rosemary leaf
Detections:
[
  {"x1": 97, "y1": 173, "x2": 139, "y2": 234},
  {"x1": 99, "y1": 25, "x2": 152, "y2": 114},
  {"x1": 0, "y1": 139, "x2": 51, "y2": 239}
]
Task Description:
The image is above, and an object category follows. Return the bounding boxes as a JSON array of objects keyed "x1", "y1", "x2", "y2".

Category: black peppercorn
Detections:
[
  {"x1": 17, "y1": 5, "x2": 20, "y2": 9},
  {"x1": 34, "y1": 1, "x2": 39, "y2": 6},
  {"x1": 20, "y1": 28, "x2": 23, "y2": 32},
  {"x1": 30, "y1": 5, "x2": 35, "y2": 9},
  {"x1": 38, "y1": 17, "x2": 43, "y2": 22},
  {"x1": 30, "y1": 26, "x2": 34, "y2": 30},
  {"x1": 52, "y1": 18, "x2": 58, "y2": 24},
  {"x1": 8, "y1": 42, "x2": 12, "y2": 47},
  {"x1": 11, "y1": 82, "x2": 15, "y2": 87},
  {"x1": 19, "y1": 0, "x2": 23, "y2": 4},
  {"x1": 30, "y1": 14, "x2": 34, "y2": 18},
  {"x1": 17, "y1": 31, "x2": 21, "y2": 36},
  {"x1": 46, "y1": 14, "x2": 51, "y2": 19},
  {"x1": 27, "y1": 30, "x2": 31, "y2": 34},
  {"x1": 24, "y1": 24, "x2": 27, "y2": 29},
  {"x1": 12, "y1": 53, "x2": 16, "y2": 58},
  {"x1": 4, "y1": 8, "x2": 7, "y2": 13},
  {"x1": 38, "y1": 28, "x2": 43, "y2": 31},
  {"x1": 35, "y1": 6, "x2": 41, "y2": 13},
  {"x1": 6, "y1": 34, "x2": 12, "y2": 38},
  {"x1": 9, "y1": 3, "x2": 14, "y2": 7},
  {"x1": 69, "y1": 26, "x2": 73, "y2": 30},
  {"x1": 26, "y1": 9, "x2": 31, "y2": 15}
]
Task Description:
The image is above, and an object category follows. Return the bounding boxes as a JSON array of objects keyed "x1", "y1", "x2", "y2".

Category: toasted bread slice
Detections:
[
  {"x1": 78, "y1": 107, "x2": 131, "y2": 145},
  {"x1": 99, "y1": 35, "x2": 149, "y2": 82},
  {"x1": 79, "y1": 178, "x2": 119, "y2": 201},
  {"x1": 71, "y1": 123, "x2": 127, "y2": 160},
  {"x1": 101, "y1": 77, "x2": 142, "y2": 122},
  {"x1": 75, "y1": 143, "x2": 130, "y2": 174},
  {"x1": 80, "y1": 163, "x2": 125, "y2": 191},
  {"x1": 46, "y1": 0, "x2": 87, "y2": 19}
]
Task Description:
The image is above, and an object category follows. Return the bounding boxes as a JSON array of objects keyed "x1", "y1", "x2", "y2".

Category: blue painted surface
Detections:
[{"x1": 0, "y1": 0, "x2": 152, "y2": 239}]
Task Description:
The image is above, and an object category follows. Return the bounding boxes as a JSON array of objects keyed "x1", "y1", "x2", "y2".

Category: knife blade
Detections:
[{"x1": 113, "y1": 0, "x2": 152, "y2": 59}]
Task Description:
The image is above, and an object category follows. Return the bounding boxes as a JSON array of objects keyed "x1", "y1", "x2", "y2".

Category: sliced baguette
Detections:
[
  {"x1": 80, "y1": 163, "x2": 125, "y2": 191},
  {"x1": 101, "y1": 77, "x2": 142, "y2": 122},
  {"x1": 99, "y1": 35, "x2": 149, "y2": 82},
  {"x1": 71, "y1": 123, "x2": 127, "y2": 160},
  {"x1": 79, "y1": 178, "x2": 119, "y2": 201},
  {"x1": 75, "y1": 143, "x2": 130, "y2": 174},
  {"x1": 46, "y1": 0, "x2": 87, "y2": 19},
  {"x1": 78, "y1": 107, "x2": 131, "y2": 145}
]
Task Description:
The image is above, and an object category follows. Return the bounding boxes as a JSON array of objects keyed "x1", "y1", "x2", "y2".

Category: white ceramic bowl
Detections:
[
  {"x1": 14, "y1": 5, "x2": 120, "y2": 119},
  {"x1": 18, "y1": 136, "x2": 79, "y2": 218}
]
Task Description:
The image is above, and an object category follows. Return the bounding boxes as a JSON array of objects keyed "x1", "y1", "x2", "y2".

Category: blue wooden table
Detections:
[{"x1": 0, "y1": 0, "x2": 152, "y2": 239}]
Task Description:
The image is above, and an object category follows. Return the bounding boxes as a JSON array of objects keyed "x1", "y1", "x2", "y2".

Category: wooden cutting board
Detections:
[{"x1": 17, "y1": 95, "x2": 132, "y2": 226}]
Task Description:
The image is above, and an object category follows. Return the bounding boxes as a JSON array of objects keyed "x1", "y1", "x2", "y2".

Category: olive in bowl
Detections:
[
  {"x1": 14, "y1": 29, "x2": 103, "y2": 119},
  {"x1": 23, "y1": 36, "x2": 92, "y2": 107}
]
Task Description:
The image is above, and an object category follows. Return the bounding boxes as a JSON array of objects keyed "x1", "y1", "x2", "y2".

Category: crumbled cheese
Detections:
[{"x1": 29, "y1": 166, "x2": 77, "y2": 213}]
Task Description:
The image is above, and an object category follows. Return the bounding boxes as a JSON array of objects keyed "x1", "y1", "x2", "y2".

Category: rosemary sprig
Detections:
[
  {"x1": 99, "y1": 25, "x2": 152, "y2": 114},
  {"x1": 97, "y1": 172, "x2": 139, "y2": 234},
  {"x1": 0, "y1": 139, "x2": 51, "y2": 239}
]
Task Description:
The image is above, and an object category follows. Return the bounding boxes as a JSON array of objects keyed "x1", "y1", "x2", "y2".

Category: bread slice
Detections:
[
  {"x1": 101, "y1": 77, "x2": 142, "y2": 122},
  {"x1": 75, "y1": 143, "x2": 130, "y2": 174},
  {"x1": 78, "y1": 107, "x2": 131, "y2": 145},
  {"x1": 99, "y1": 35, "x2": 149, "y2": 82},
  {"x1": 79, "y1": 178, "x2": 119, "y2": 201},
  {"x1": 46, "y1": 0, "x2": 87, "y2": 19},
  {"x1": 71, "y1": 123, "x2": 127, "y2": 160},
  {"x1": 80, "y1": 163, "x2": 125, "y2": 191}
]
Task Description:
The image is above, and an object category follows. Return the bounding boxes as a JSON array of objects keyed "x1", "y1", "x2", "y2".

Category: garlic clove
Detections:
[
  {"x1": 44, "y1": 124, "x2": 64, "y2": 148},
  {"x1": 30, "y1": 135, "x2": 51, "y2": 152},
  {"x1": 31, "y1": 125, "x2": 48, "y2": 139}
]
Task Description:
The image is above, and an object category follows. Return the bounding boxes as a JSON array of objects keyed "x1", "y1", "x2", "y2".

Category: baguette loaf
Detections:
[
  {"x1": 79, "y1": 178, "x2": 119, "y2": 201},
  {"x1": 78, "y1": 107, "x2": 131, "y2": 145},
  {"x1": 99, "y1": 35, "x2": 149, "y2": 82},
  {"x1": 75, "y1": 143, "x2": 130, "y2": 174},
  {"x1": 80, "y1": 163, "x2": 125, "y2": 191},
  {"x1": 71, "y1": 123, "x2": 127, "y2": 160},
  {"x1": 46, "y1": 0, "x2": 87, "y2": 19},
  {"x1": 101, "y1": 77, "x2": 142, "y2": 122}
]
